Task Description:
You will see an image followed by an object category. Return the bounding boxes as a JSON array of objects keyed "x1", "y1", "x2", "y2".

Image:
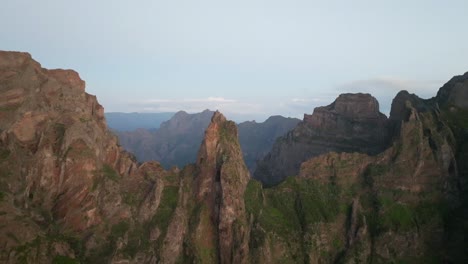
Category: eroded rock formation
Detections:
[
  {"x1": 1, "y1": 51, "x2": 467, "y2": 263},
  {"x1": 255, "y1": 93, "x2": 390, "y2": 186}
]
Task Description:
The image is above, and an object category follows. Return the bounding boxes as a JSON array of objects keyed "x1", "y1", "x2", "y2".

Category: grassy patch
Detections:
[
  {"x1": 296, "y1": 179, "x2": 341, "y2": 224},
  {"x1": 150, "y1": 186, "x2": 179, "y2": 230},
  {"x1": 122, "y1": 224, "x2": 149, "y2": 258},
  {"x1": 381, "y1": 201, "x2": 414, "y2": 231},
  {"x1": 52, "y1": 255, "x2": 79, "y2": 264},
  {"x1": 14, "y1": 236, "x2": 42, "y2": 263},
  {"x1": 79, "y1": 117, "x2": 92, "y2": 123},
  {"x1": 122, "y1": 192, "x2": 139, "y2": 206},
  {"x1": 365, "y1": 164, "x2": 390, "y2": 178},
  {"x1": 244, "y1": 180, "x2": 263, "y2": 215},
  {"x1": 111, "y1": 220, "x2": 130, "y2": 239},
  {"x1": 0, "y1": 104, "x2": 20, "y2": 112},
  {"x1": 260, "y1": 180, "x2": 301, "y2": 236},
  {"x1": 219, "y1": 121, "x2": 239, "y2": 146},
  {"x1": 0, "y1": 148, "x2": 11, "y2": 161},
  {"x1": 102, "y1": 164, "x2": 120, "y2": 182}
]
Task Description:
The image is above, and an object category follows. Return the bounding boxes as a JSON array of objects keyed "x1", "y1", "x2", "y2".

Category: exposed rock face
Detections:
[
  {"x1": 0, "y1": 51, "x2": 253, "y2": 263},
  {"x1": 191, "y1": 111, "x2": 250, "y2": 263},
  {"x1": 245, "y1": 77, "x2": 468, "y2": 263},
  {"x1": 255, "y1": 93, "x2": 390, "y2": 186},
  {"x1": 1, "y1": 51, "x2": 467, "y2": 264}
]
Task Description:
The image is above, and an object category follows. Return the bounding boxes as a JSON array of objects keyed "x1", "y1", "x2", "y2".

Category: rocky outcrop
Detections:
[
  {"x1": 436, "y1": 71, "x2": 468, "y2": 109},
  {"x1": 1, "y1": 51, "x2": 468, "y2": 263},
  {"x1": 254, "y1": 93, "x2": 390, "y2": 186},
  {"x1": 0, "y1": 51, "x2": 173, "y2": 263},
  {"x1": 245, "y1": 77, "x2": 468, "y2": 262},
  {"x1": 0, "y1": 52, "x2": 253, "y2": 263},
  {"x1": 190, "y1": 111, "x2": 250, "y2": 263}
]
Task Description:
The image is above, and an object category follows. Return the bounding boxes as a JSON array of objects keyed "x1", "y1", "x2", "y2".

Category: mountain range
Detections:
[
  {"x1": 114, "y1": 111, "x2": 300, "y2": 172},
  {"x1": 0, "y1": 51, "x2": 467, "y2": 263}
]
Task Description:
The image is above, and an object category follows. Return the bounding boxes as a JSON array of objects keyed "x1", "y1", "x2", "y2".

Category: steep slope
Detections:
[
  {"x1": 237, "y1": 116, "x2": 300, "y2": 172},
  {"x1": 245, "y1": 74, "x2": 468, "y2": 263},
  {"x1": 187, "y1": 111, "x2": 251, "y2": 263},
  {"x1": 1, "y1": 51, "x2": 467, "y2": 264},
  {"x1": 0, "y1": 51, "x2": 252, "y2": 263},
  {"x1": 255, "y1": 93, "x2": 390, "y2": 186},
  {"x1": 0, "y1": 51, "x2": 170, "y2": 263}
]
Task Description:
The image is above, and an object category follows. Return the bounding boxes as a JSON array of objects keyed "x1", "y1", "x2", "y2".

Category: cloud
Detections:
[
  {"x1": 127, "y1": 96, "x2": 336, "y2": 122},
  {"x1": 132, "y1": 97, "x2": 261, "y2": 116},
  {"x1": 144, "y1": 97, "x2": 237, "y2": 105}
]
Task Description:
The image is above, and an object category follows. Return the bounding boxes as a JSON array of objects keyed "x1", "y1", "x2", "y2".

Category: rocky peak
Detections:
[
  {"x1": 331, "y1": 93, "x2": 381, "y2": 118},
  {"x1": 304, "y1": 93, "x2": 386, "y2": 130},
  {"x1": 194, "y1": 110, "x2": 250, "y2": 263},
  {"x1": 47, "y1": 69, "x2": 85, "y2": 91},
  {"x1": 389, "y1": 90, "x2": 429, "y2": 122},
  {"x1": 255, "y1": 93, "x2": 390, "y2": 186},
  {"x1": 211, "y1": 110, "x2": 227, "y2": 123},
  {"x1": 436, "y1": 71, "x2": 468, "y2": 109}
]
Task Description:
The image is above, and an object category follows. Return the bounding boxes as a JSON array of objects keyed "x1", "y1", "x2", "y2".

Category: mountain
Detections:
[
  {"x1": 238, "y1": 116, "x2": 300, "y2": 172},
  {"x1": 1, "y1": 51, "x2": 467, "y2": 263},
  {"x1": 116, "y1": 110, "x2": 215, "y2": 168},
  {"x1": 105, "y1": 112, "x2": 175, "y2": 131},
  {"x1": 245, "y1": 73, "x2": 468, "y2": 262},
  {"x1": 254, "y1": 93, "x2": 391, "y2": 186},
  {"x1": 0, "y1": 51, "x2": 251, "y2": 263},
  {"x1": 116, "y1": 111, "x2": 299, "y2": 171}
]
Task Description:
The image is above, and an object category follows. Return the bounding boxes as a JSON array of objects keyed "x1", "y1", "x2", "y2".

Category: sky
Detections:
[{"x1": 2, "y1": 0, "x2": 468, "y2": 121}]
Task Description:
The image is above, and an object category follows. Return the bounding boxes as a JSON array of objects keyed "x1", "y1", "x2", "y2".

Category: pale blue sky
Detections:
[{"x1": 2, "y1": 0, "x2": 468, "y2": 121}]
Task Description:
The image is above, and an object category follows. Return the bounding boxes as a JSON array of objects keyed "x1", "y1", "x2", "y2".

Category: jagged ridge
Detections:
[{"x1": 1, "y1": 51, "x2": 467, "y2": 264}]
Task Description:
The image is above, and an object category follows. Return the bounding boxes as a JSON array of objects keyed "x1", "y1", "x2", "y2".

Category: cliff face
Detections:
[
  {"x1": 245, "y1": 76, "x2": 468, "y2": 263},
  {"x1": 254, "y1": 93, "x2": 390, "y2": 186},
  {"x1": 189, "y1": 112, "x2": 250, "y2": 263},
  {"x1": 1, "y1": 51, "x2": 467, "y2": 263},
  {"x1": 0, "y1": 51, "x2": 172, "y2": 263},
  {"x1": 0, "y1": 51, "x2": 252, "y2": 263}
]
